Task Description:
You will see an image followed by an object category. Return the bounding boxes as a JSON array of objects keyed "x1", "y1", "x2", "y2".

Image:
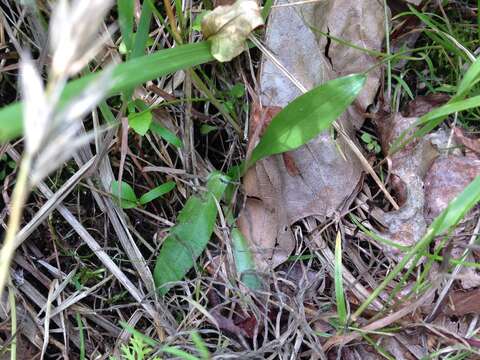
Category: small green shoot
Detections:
[
  {"x1": 111, "y1": 180, "x2": 176, "y2": 209},
  {"x1": 334, "y1": 232, "x2": 347, "y2": 327},
  {"x1": 139, "y1": 182, "x2": 176, "y2": 205},
  {"x1": 360, "y1": 132, "x2": 381, "y2": 154}
]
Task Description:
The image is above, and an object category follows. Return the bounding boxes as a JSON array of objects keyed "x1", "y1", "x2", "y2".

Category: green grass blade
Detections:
[
  {"x1": 150, "y1": 122, "x2": 183, "y2": 148},
  {"x1": 457, "y1": 55, "x2": 480, "y2": 98},
  {"x1": 117, "y1": 0, "x2": 134, "y2": 55},
  {"x1": 154, "y1": 172, "x2": 229, "y2": 295},
  {"x1": 248, "y1": 74, "x2": 365, "y2": 167},
  {"x1": 334, "y1": 232, "x2": 347, "y2": 326},
  {"x1": 0, "y1": 41, "x2": 214, "y2": 143},
  {"x1": 131, "y1": 2, "x2": 153, "y2": 59},
  {"x1": 190, "y1": 332, "x2": 210, "y2": 360},
  {"x1": 139, "y1": 181, "x2": 176, "y2": 205},
  {"x1": 353, "y1": 175, "x2": 480, "y2": 319}
]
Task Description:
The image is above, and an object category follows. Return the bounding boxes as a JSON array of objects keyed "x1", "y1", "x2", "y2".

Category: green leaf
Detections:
[
  {"x1": 231, "y1": 227, "x2": 262, "y2": 290},
  {"x1": 150, "y1": 122, "x2": 183, "y2": 148},
  {"x1": 118, "y1": 0, "x2": 135, "y2": 55},
  {"x1": 154, "y1": 172, "x2": 229, "y2": 295},
  {"x1": 0, "y1": 41, "x2": 215, "y2": 143},
  {"x1": 361, "y1": 132, "x2": 372, "y2": 143},
  {"x1": 128, "y1": 110, "x2": 152, "y2": 136},
  {"x1": 139, "y1": 181, "x2": 176, "y2": 205},
  {"x1": 229, "y1": 83, "x2": 245, "y2": 98},
  {"x1": 248, "y1": 74, "x2": 366, "y2": 166},
  {"x1": 192, "y1": 11, "x2": 209, "y2": 32},
  {"x1": 200, "y1": 124, "x2": 218, "y2": 135},
  {"x1": 131, "y1": 2, "x2": 153, "y2": 59},
  {"x1": 110, "y1": 180, "x2": 138, "y2": 209},
  {"x1": 457, "y1": 54, "x2": 480, "y2": 98},
  {"x1": 334, "y1": 232, "x2": 347, "y2": 325}
]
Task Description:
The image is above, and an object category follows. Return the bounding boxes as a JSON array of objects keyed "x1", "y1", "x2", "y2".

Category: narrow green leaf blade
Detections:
[
  {"x1": 110, "y1": 180, "x2": 138, "y2": 209},
  {"x1": 139, "y1": 181, "x2": 176, "y2": 205},
  {"x1": 0, "y1": 41, "x2": 214, "y2": 143},
  {"x1": 231, "y1": 228, "x2": 262, "y2": 290},
  {"x1": 128, "y1": 110, "x2": 152, "y2": 136},
  {"x1": 249, "y1": 74, "x2": 366, "y2": 166},
  {"x1": 334, "y1": 231, "x2": 347, "y2": 325},
  {"x1": 154, "y1": 172, "x2": 229, "y2": 295},
  {"x1": 131, "y1": 2, "x2": 153, "y2": 59},
  {"x1": 118, "y1": 0, "x2": 135, "y2": 55},
  {"x1": 150, "y1": 122, "x2": 183, "y2": 148}
]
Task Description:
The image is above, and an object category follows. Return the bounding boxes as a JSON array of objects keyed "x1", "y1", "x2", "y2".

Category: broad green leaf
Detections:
[
  {"x1": 111, "y1": 180, "x2": 138, "y2": 209},
  {"x1": 128, "y1": 110, "x2": 152, "y2": 136},
  {"x1": 118, "y1": 0, "x2": 135, "y2": 55},
  {"x1": 231, "y1": 227, "x2": 262, "y2": 290},
  {"x1": 154, "y1": 172, "x2": 229, "y2": 295},
  {"x1": 248, "y1": 74, "x2": 366, "y2": 166},
  {"x1": 334, "y1": 231, "x2": 347, "y2": 325},
  {"x1": 139, "y1": 181, "x2": 176, "y2": 205},
  {"x1": 0, "y1": 41, "x2": 214, "y2": 143},
  {"x1": 150, "y1": 122, "x2": 183, "y2": 148}
]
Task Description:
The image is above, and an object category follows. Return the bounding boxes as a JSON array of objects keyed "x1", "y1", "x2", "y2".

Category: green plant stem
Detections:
[
  {"x1": 8, "y1": 279, "x2": 16, "y2": 360},
  {"x1": 0, "y1": 155, "x2": 31, "y2": 298}
]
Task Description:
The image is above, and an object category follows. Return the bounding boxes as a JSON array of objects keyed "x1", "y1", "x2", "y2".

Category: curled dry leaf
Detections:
[
  {"x1": 201, "y1": 0, "x2": 264, "y2": 62},
  {"x1": 238, "y1": 0, "x2": 386, "y2": 271}
]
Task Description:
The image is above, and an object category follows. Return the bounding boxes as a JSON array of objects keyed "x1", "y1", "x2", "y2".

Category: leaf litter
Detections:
[
  {"x1": 4, "y1": 0, "x2": 480, "y2": 358},
  {"x1": 238, "y1": 0, "x2": 387, "y2": 272}
]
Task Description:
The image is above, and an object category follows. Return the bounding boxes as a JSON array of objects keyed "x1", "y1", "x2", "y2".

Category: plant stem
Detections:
[
  {"x1": 0, "y1": 155, "x2": 31, "y2": 298},
  {"x1": 8, "y1": 279, "x2": 16, "y2": 360}
]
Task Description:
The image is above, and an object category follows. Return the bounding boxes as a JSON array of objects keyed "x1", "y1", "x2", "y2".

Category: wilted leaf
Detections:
[
  {"x1": 201, "y1": 0, "x2": 264, "y2": 62},
  {"x1": 111, "y1": 180, "x2": 138, "y2": 209},
  {"x1": 139, "y1": 181, "x2": 176, "y2": 205},
  {"x1": 154, "y1": 172, "x2": 229, "y2": 295}
]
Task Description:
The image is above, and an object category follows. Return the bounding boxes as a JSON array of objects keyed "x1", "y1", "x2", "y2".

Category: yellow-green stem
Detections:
[
  {"x1": 8, "y1": 279, "x2": 16, "y2": 360},
  {"x1": 0, "y1": 155, "x2": 31, "y2": 298}
]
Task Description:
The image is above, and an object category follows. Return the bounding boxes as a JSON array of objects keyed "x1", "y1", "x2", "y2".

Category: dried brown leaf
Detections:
[
  {"x1": 239, "y1": 0, "x2": 386, "y2": 271},
  {"x1": 201, "y1": 0, "x2": 263, "y2": 62},
  {"x1": 453, "y1": 127, "x2": 480, "y2": 155}
]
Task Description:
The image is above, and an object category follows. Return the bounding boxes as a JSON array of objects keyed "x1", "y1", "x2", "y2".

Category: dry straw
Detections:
[{"x1": 0, "y1": 0, "x2": 114, "y2": 298}]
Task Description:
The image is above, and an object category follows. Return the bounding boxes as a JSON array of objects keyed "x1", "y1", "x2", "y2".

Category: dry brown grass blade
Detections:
[
  {"x1": 14, "y1": 156, "x2": 96, "y2": 249},
  {"x1": 7, "y1": 148, "x2": 170, "y2": 339}
]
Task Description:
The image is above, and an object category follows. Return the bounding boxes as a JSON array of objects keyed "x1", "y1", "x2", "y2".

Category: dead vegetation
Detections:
[{"x1": 1, "y1": 0, "x2": 480, "y2": 359}]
